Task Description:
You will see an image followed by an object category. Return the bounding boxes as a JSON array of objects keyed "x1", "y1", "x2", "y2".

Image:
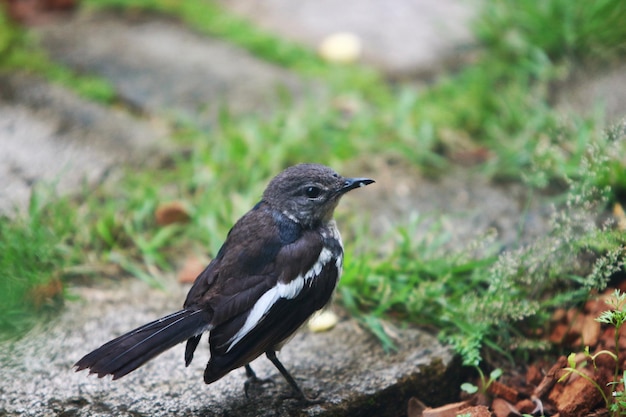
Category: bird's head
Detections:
[{"x1": 262, "y1": 164, "x2": 374, "y2": 228}]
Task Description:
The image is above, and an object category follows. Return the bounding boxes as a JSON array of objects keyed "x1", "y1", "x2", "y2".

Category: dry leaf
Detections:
[
  {"x1": 177, "y1": 256, "x2": 208, "y2": 284},
  {"x1": 155, "y1": 201, "x2": 190, "y2": 226}
]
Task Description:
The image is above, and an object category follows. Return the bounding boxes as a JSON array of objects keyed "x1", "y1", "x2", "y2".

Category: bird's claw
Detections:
[
  {"x1": 244, "y1": 365, "x2": 276, "y2": 398},
  {"x1": 289, "y1": 390, "x2": 323, "y2": 405},
  {"x1": 275, "y1": 383, "x2": 322, "y2": 405}
]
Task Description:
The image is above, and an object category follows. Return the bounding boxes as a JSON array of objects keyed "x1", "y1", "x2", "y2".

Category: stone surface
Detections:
[
  {"x1": 0, "y1": 279, "x2": 456, "y2": 417},
  {"x1": 344, "y1": 159, "x2": 554, "y2": 251},
  {"x1": 557, "y1": 64, "x2": 626, "y2": 125},
  {"x1": 36, "y1": 11, "x2": 307, "y2": 125},
  {"x1": 550, "y1": 368, "x2": 608, "y2": 417},
  {"x1": 217, "y1": 0, "x2": 476, "y2": 77},
  {"x1": 0, "y1": 73, "x2": 166, "y2": 215}
]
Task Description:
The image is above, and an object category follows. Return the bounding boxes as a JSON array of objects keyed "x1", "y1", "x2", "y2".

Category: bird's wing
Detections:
[
  {"x1": 184, "y1": 204, "x2": 306, "y2": 316},
  {"x1": 208, "y1": 226, "x2": 326, "y2": 349},
  {"x1": 182, "y1": 204, "x2": 328, "y2": 367}
]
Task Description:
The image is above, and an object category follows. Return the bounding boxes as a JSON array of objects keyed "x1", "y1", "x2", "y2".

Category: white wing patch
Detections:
[
  {"x1": 306, "y1": 247, "x2": 333, "y2": 281},
  {"x1": 276, "y1": 275, "x2": 304, "y2": 299},
  {"x1": 225, "y1": 287, "x2": 280, "y2": 352},
  {"x1": 225, "y1": 246, "x2": 335, "y2": 352},
  {"x1": 276, "y1": 246, "x2": 334, "y2": 299}
]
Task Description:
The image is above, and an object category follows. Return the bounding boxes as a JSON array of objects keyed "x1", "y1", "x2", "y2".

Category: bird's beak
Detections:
[{"x1": 339, "y1": 177, "x2": 375, "y2": 194}]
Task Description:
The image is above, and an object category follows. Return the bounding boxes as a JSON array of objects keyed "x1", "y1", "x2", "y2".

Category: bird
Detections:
[{"x1": 74, "y1": 163, "x2": 374, "y2": 401}]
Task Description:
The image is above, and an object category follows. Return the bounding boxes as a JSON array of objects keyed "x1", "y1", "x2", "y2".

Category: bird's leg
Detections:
[
  {"x1": 244, "y1": 364, "x2": 256, "y2": 379},
  {"x1": 243, "y1": 364, "x2": 274, "y2": 398},
  {"x1": 265, "y1": 350, "x2": 321, "y2": 404}
]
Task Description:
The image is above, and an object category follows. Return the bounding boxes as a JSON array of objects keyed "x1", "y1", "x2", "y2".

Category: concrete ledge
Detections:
[{"x1": 0, "y1": 278, "x2": 456, "y2": 416}]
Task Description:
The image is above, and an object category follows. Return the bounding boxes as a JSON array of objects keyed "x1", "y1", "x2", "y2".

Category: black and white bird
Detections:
[{"x1": 74, "y1": 163, "x2": 374, "y2": 401}]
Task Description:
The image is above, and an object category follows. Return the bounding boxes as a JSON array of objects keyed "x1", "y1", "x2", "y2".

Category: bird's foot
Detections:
[
  {"x1": 244, "y1": 365, "x2": 275, "y2": 398},
  {"x1": 264, "y1": 351, "x2": 324, "y2": 405}
]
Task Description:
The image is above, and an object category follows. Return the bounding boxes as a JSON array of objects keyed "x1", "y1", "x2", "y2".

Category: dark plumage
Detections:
[{"x1": 74, "y1": 163, "x2": 374, "y2": 401}]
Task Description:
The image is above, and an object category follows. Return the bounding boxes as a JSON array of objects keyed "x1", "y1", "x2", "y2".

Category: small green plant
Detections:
[
  {"x1": 559, "y1": 289, "x2": 626, "y2": 416},
  {"x1": 559, "y1": 350, "x2": 612, "y2": 412},
  {"x1": 596, "y1": 289, "x2": 626, "y2": 416},
  {"x1": 460, "y1": 367, "x2": 503, "y2": 396},
  {"x1": 612, "y1": 371, "x2": 626, "y2": 415}
]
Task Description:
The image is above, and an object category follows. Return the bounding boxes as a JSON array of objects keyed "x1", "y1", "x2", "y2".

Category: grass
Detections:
[
  {"x1": 1, "y1": 0, "x2": 626, "y2": 370},
  {"x1": 0, "y1": 189, "x2": 74, "y2": 338},
  {"x1": 341, "y1": 140, "x2": 626, "y2": 359},
  {"x1": 476, "y1": 0, "x2": 626, "y2": 64}
]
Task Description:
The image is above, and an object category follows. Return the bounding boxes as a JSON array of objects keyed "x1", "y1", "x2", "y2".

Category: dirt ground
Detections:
[{"x1": 411, "y1": 283, "x2": 626, "y2": 417}]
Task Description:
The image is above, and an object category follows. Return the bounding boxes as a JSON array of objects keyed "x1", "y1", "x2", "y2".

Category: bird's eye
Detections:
[{"x1": 305, "y1": 186, "x2": 322, "y2": 199}]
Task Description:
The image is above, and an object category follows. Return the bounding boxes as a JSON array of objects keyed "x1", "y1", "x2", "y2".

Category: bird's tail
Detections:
[{"x1": 74, "y1": 309, "x2": 211, "y2": 380}]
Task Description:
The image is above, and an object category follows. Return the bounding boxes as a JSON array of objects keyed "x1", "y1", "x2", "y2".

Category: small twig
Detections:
[{"x1": 533, "y1": 355, "x2": 568, "y2": 399}]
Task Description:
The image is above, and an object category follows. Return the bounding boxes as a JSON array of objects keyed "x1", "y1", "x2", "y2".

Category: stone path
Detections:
[
  {"x1": 557, "y1": 63, "x2": 626, "y2": 124},
  {"x1": 0, "y1": 73, "x2": 166, "y2": 214},
  {"x1": 217, "y1": 0, "x2": 476, "y2": 77},
  {"x1": 0, "y1": 279, "x2": 455, "y2": 417},
  {"x1": 37, "y1": 11, "x2": 306, "y2": 124}
]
